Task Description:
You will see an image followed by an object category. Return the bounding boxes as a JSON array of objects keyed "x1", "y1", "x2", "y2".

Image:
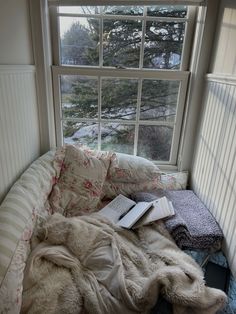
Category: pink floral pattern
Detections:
[
  {"x1": 0, "y1": 145, "x2": 188, "y2": 314},
  {"x1": 102, "y1": 179, "x2": 160, "y2": 200},
  {"x1": 159, "y1": 171, "x2": 188, "y2": 190},
  {"x1": 52, "y1": 146, "x2": 66, "y2": 179},
  {"x1": 0, "y1": 202, "x2": 51, "y2": 314},
  {"x1": 0, "y1": 150, "x2": 57, "y2": 314},
  {"x1": 102, "y1": 172, "x2": 188, "y2": 200},
  {"x1": 84, "y1": 180, "x2": 93, "y2": 189},
  {"x1": 49, "y1": 145, "x2": 111, "y2": 217}
]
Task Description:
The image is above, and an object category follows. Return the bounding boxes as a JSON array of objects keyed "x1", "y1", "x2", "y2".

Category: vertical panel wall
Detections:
[
  {"x1": 191, "y1": 0, "x2": 236, "y2": 278},
  {"x1": 192, "y1": 76, "x2": 236, "y2": 277},
  {"x1": 0, "y1": 66, "x2": 41, "y2": 203}
]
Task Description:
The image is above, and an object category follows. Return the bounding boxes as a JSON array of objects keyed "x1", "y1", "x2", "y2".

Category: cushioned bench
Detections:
[{"x1": 0, "y1": 145, "x2": 188, "y2": 313}]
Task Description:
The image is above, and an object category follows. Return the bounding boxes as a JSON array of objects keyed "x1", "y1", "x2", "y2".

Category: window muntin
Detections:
[
  {"x1": 56, "y1": 71, "x2": 187, "y2": 163},
  {"x1": 52, "y1": 4, "x2": 195, "y2": 164},
  {"x1": 59, "y1": 5, "x2": 188, "y2": 69}
]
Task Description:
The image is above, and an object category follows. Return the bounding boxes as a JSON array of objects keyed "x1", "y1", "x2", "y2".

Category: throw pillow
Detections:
[
  {"x1": 108, "y1": 152, "x2": 161, "y2": 183},
  {"x1": 49, "y1": 145, "x2": 111, "y2": 216}
]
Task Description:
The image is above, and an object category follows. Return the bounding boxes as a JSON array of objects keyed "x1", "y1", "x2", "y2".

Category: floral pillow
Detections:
[
  {"x1": 102, "y1": 171, "x2": 188, "y2": 200},
  {"x1": 49, "y1": 145, "x2": 111, "y2": 217},
  {"x1": 102, "y1": 179, "x2": 160, "y2": 200},
  {"x1": 159, "y1": 171, "x2": 188, "y2": 190},
  {"x1": 52, "y1": 146, "x2": 66, "y2": 180},
  {"x1": 108, "y1": 153, "x2": 161, "y2": 183}
]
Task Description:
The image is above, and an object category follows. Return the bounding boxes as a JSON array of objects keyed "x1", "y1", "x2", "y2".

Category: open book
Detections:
[{"x1": 98, "y1": 194, "x2": 175, "y2": 229}]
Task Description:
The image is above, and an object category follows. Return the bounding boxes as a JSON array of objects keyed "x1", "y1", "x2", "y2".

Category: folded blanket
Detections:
[
  {"x1": 21, "y1": 213, "x2": 227, "y2": 314},
  {"x1": 131, "y1": 190, "x2": 223, "y2": 250}
]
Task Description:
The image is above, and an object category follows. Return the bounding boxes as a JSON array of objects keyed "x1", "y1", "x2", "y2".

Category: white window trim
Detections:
[
  {"x1": 50, "y1": 6, "x2": 196, "y2": 71},
  {"x1": 29, "y1": 0, "x2": 56, "y2": 152},
  {"x1": 30, "y1": 0, "x2": 219, "y2": 171},
  {"x1": 51, "y1": 4, "x2": 195, "y2": 166},
  {"x1": 178, "y1": 0, "x2": 221, "y2": 171},
  {"x1": 49, "y1": 0, "x2": 204, "y2": 5},
  {"x1": 52, "y1": 66, "x2": 189, "y2": 165}
]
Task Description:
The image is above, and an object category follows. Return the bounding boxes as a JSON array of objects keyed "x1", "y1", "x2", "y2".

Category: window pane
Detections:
[
  {"x1": 143, "y1": 21, "x2": 185, "y2": 69},
  {"x1": 147, "y1": 6, "x2": 187, "y2": 18},
  {"x1": 60, "y1": 17, "x2": 99, "y2": 66},
  {"x1": 101, "y1": 123, "x2": 135, "y2": 154},
  {"x1": 103, "y1": 19, "x2": 142, "y2": 68},
  {"x1": 138, "y1": 125, "x2": 173, "y2": 161},
  {"x1": 61, "y1": 75, "x2": 98, "y2": 119},
  {"x1": 101, "y1": 78, "x2": 138, "y2": 120},
  {"x1": 103, "y1": 6, "x2": 143, "y2": 16},
  {"x1": 140, "y1": 80, "x2": 179, "y2": 121},
  {"x1": 63, "y1": 121, "x2": 98, "y2": 149},
  {"x1": 59, "y1": 6, "x2": 100, "y2": 14}
]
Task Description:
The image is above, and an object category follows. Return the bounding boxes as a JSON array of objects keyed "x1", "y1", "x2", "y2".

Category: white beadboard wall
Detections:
[
  {"x1": 191, "y1": 74, "x2": 236, "y2": 277},
  {"x1": 0, "y1": 65, "x2": 41, "y2": 203}
]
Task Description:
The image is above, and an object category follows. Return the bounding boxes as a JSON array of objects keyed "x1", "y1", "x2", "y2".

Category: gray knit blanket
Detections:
[{"x1": 131, "y1": 190, "x2": 223, "y2": 250}]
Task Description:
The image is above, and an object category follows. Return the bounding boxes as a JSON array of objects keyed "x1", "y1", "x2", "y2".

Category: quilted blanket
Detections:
[{"x1": 21, "y1": 213, "x2": 227, "y2": 314}]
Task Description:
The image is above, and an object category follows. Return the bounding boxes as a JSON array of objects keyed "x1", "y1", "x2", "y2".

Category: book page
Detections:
[
  {"x1": 132, "y1": 197, "x2": 175, "y2": 228},
  {"x1": 98, "y1": 194, "x2": 136, "y2": 223},
  {"x1": 117, "y1": 202, "x2": 153, "y2": 229}
]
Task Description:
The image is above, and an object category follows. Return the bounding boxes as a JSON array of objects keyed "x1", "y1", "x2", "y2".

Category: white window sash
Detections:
[
  {"x1": 50, "y1": 3, "x2": 195, "y2": 165},
  {"x1": 52, "y1": 66, "x2": 189, "y2": 165},
  {"x1": 49, "y1": 0, "x2": 204, "y2": 6},
  {"x1": 51, "y1": 4, "x2": 196, "y2": 71}
]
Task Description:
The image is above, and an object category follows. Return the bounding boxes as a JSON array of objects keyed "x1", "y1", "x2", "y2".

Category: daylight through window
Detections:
[{"x1": 51, "y1": 4, "x2": 196, "y2": 164}]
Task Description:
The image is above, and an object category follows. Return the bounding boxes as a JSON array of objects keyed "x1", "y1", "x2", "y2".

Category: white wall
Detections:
[
  {"x1": 179, "y1": 2, "x2": 220, "y2": 171},
  {"x1": 0, "y1": 0, "x2": 41, "y2": 203},
  {"x1": 191, "y1": 0, "x2": 236, "y2": 277},
  {"x1": 0, "y1": 0, "x2": 34, "y2": 64},
  {"x1": 210, "y1": 0, "x2": 236, "y2": 75}
]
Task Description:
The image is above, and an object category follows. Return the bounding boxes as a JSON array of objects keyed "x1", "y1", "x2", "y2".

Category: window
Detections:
[{"x1": 51, "y1": 4, "x2": 196, "y2": 164}]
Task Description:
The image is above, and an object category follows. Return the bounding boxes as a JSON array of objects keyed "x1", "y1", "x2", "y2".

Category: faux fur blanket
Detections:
[{"x1": 21, "y1": 213, "x2": 227, "y2": 314}]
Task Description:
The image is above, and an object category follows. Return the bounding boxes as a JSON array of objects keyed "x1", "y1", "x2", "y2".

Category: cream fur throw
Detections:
[{"x1": 21, "y1": 213, "x2": 227, "y2": 314}]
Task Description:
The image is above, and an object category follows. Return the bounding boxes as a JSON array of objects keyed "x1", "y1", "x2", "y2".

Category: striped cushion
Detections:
[{"x1": 0, "y1": 150, "x2": 57, "y2": 287}]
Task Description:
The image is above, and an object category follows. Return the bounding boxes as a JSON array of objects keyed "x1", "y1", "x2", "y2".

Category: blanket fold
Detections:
[
  {"x1": 21, "y1": 213, "x2": 227, "y2": 314},
  {"x1": 131, "y1": 190, "x2": 223, "y2": 250}
]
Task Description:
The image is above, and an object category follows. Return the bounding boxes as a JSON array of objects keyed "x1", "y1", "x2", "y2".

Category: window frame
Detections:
[{"x1": 50, "y1": 4, "x2": 197, "y2": 166}]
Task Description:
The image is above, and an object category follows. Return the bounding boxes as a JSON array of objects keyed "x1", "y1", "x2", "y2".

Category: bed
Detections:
[{"x1": 0, "y1": 144, "x2": 234, "y2": 314}]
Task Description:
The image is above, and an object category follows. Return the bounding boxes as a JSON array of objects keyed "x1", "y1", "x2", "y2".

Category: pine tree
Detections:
[{"x1": 61, "y1": 5, "x2": 186, "y2": 159}]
